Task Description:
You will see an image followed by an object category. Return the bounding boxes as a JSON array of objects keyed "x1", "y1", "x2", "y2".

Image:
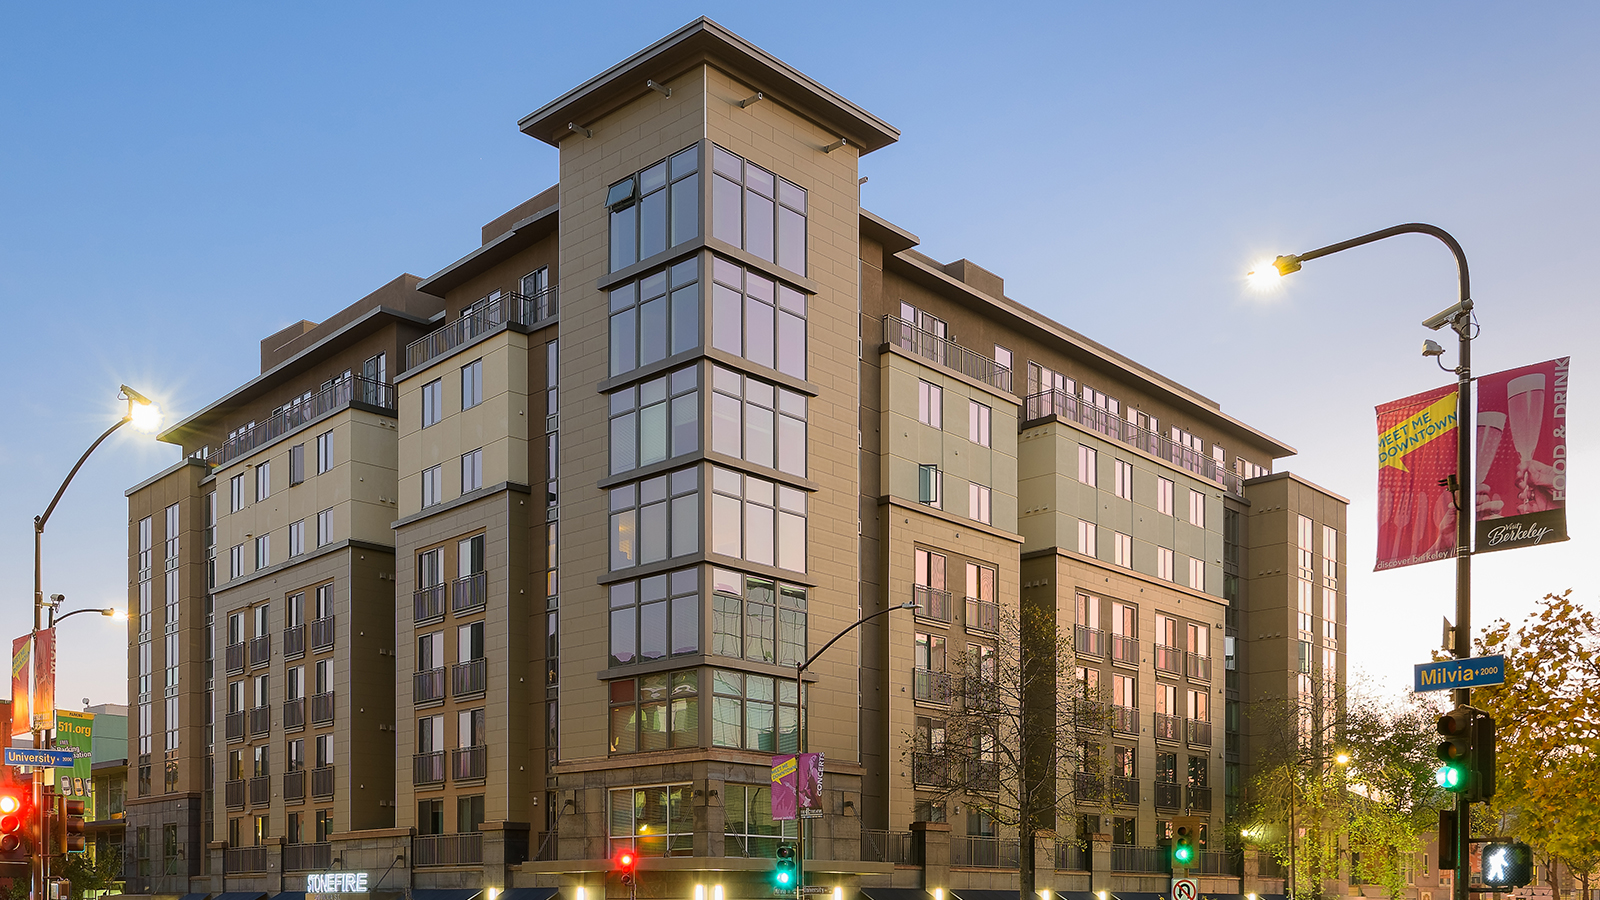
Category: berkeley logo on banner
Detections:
[
  {"x1": 1375, "y1": 384, "x2": 1458, "y2": 571},
  {"x1": 1475, "y1": 357, "x2": 1570, "y2": 554}
]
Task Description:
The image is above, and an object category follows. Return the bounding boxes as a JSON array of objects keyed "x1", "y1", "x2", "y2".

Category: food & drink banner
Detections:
[
  {"x1": 1475, "y1": 357, "x2": 1570, "y2": 553},
  {"x1": 1375, "y1": 384, "x2": 1459, "y2": 570}
]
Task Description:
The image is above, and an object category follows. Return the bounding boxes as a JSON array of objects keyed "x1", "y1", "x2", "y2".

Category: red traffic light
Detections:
[
  {"x1": 0, "y1": 790, "x2": 26, "y2": 855},
  {"x1": 614, "y1": 847, "x2": 638, "y2": 885}
]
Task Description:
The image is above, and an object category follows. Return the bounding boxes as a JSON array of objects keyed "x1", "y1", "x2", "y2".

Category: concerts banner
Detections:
[
  {"x1": 770, "y1": 753, "x2": 824, "y2": 821},
  {"x1": 33, "y1": 629, "x2": 52, "y2": 732},
  {"x1": 1475, "y1": 357, "x2": 1570, "y2": 553},
  {"x1": 1376, "y1": 384, "x2": 1459, "y2": 570},
  {"x1": 11, "y1": 636, "x2": 28, "y2": 739}
]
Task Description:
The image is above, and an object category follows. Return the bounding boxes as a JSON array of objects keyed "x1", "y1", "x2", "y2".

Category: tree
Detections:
[
  {"x1": 1473, "y1": 590, "x2": 1600, "y2": 900},
  {"x1": 900, "y1": 600, "x2": 1103, "y2": 899},
  {"x1": 54, "y1": 845, "x2": 123, "y2": 900}
]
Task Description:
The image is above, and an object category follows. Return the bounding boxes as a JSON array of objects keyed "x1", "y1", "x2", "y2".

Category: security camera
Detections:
[
  {"x1": 1421, "y1": 301, "x2": 1469, "y2": 331},
  {"x1": 1422, "y1": 340, "x2": 1445, "y2": 357}
]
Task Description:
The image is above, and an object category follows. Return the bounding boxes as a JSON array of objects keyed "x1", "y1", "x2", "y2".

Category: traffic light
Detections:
[
  {"x1": 1469, "y1": 714, "x2": 1496, "y2": 804},
  {"x1": 1436, "y1": 809, "x2": 1457, "y2": 872},
  {"x1": 775, "y1": 844, "x2": 797, "y2": 889},
  {"x1": 1171, "y1": 816, "x2": 1198, "y2": 868},
  {"x1": 62, "y1": 798, "x2": 86, "y2": 853},
  {"x1": 0, "y1": 789, "x2": 25, "y2": 855},
  {"x1": 1435, "y1": 706, "x2": 1472, "y2": 792},
  {"x1": 1480, "y1": 841, "x2": 1533, "y2": 889},
  {"x1": 613, "y1": 847, "x2": 638, "y2": 886}
]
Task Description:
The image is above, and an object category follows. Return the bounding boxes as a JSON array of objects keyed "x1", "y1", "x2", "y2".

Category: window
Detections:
[
  {"x1": 1157, "y1": 547, "x2": 1174, "y2": 582},
  {"x1": 418, "y1": 714, "x2": 445, "y2": 756},
  {"x1": 229, "y1": 544, "x2": 245, "y2": 580},
  {"x1": 1113, "y1": 673, "x2": 1136, "y2": 708},
  {"x1": 611, "y1": 468, "x2": 700, "y2": 570},
  {"x1": 230, "y1": 474, "x2": 246, "y2": 512},
  {"x1": 1111, "y1": 602, "x2": 1136, "y2": 639},
  {"x1": 969, "y1": 482, "x2": 992, "y2": 525},
  {"x1": 288, "y1": 521, "x2": 304, "y2": 557},
  {"x1": 609, "y1": 670, "x2": 700, "y2": 753},
  {"x1": 725, "y1": 782, "x2": 798, "y2": 853},
  {"x1": 419, "y1": 548, "x2": 443, "y2": 592},
  {"x1": 1078, "y1": 445, "x2": 1097, "y2": 486},
  {"x1": 710, "y1": 256, "x2": 806, "y2": 378},
  {"x1": 969, "y1": 400, "x2": 991, "y2": 447},
  {"x1": 609, "y1": 145, "x2": 699, "y2": 271},
  {"x1": 422, "y1": 465, "x2": 443, "y2": 508},
  {"x1": 610, "y1": 259, "x2": 701, "y2": 376},
  {"x1": 711, "y1": 144, "x2": 807, "y2": 275},
  {"x1": 1187, "y1": 689, "x2": 1209, "y2": 722},
  {"x1": 461, "y1": 449, "x2": 483, "y2": 494},
  {"x1": 254, "y1": 744, "x2": 270, "y2": 777},
  {"x1": 461, "y1": 359, "x2": 483, "y2": 410},
  {"x1": 918, "y1": 464, "x2": 942, "y2": 508},
  {"x1": 710, "y1": 569, "x2": 806, "y2": 666},
  {"x1": 316, "y1": 431, "x2": 334, "y2": 474},
  {"x1": 993, "y1": 346, "x2": 1012, "y2": 374},
  {"x1": 610, "y1": 568, "x2": 700, "y2": 666},
  {"x1": 287, "y1": 666, "x2": 304, "y2": 701},
  {"x1": 711, "y1": 669, "x2": 799, "y2": 752},
  {"x1": 315, "y1": 809, "x2": 335, "y2": 843},
  {"x1": 915, "y1": 632, "x2": 947, "y2": 673},
  {"x1": 610, "y1": 366, "x2": 699, "y2": 475},
  {"x1": 421, "y1": 379, "x2": 443, "y2": 428},
  {"x1": 315, "y1": 732, "x2": 333, "y2": 767},
  {"x1": 1157, "y1": 477, "x2": 1174, "y2": 516},
  {"x1": 256, "y1": 461, "x2": 271, "y2": 501},
  {"x1": 1027, "y1": 361, "x2": 1072, "y2": 397},
  {"x1": 1115, "y1": 532, "x2": 1132, "y2": 568},
  {"x1": 710, "y1": 466, "x2": 805, "y2": 572},
  {"x1": 418, "y1": 632, "x2": 443, "y2": 671},
  {"x1": 458, "y1": 621, "x2": 484, "y2": 664},
  {"x1": 1189, "y1": 557, "x2": 1205, "y2": 590},
  {"x1": 287, "y1": 591, "x2": 304, "y2": 627},
  {"x1": 1114, "y1": 745, "x2": 1136, "y2": 778},
  {"x1": 1187, "y1": 623, "x2": 1209, "y2": 660},
  {"x1": 1077, "y1": 520, "x2": 1097, "y2": 556},
  {"x1": 253, "y1": 674, "x2": 270, "y2": 709},
  {"x1": 710, "y1": 365, "x2": 806, "y2": 477},
  {"x1": 254, "y1": 534, "x2": 271, "y2": 570},
  {"x1": 1112, "y1": 816, "x2": 1136, "y2": 846},
  {"x1": 918, "y1": 381, "x2": 943, "y2": 428},
  {"x1": 1190, "y1": 490, "x2": 1206, "y2": 527},
  {"x1": 458, "y1": 794, "x2": 485, "y2": 834},
  {"x1": 289, "y1": 444, "x2": 305, "y2": 486},
  {"x1": 1299, "y1": 578, "x2": 1314, "y2": 634},
  {"x1": 1236, "y1": 456, "x2": 1269, "y2": 480},
  {"x1": 608, "y1": 783, "x2": 694, "y2": 856},
  {"x1": 1114, "y1": 460, "x2": 1133, "y2": 500},
  {"x1": 316, "y1": 508, "x2": 333, "y2": 547}
]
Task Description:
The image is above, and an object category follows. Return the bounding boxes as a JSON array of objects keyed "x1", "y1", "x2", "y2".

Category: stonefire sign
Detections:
[{"x1": 306, "y1": 872, "x2": 369, "y2": 892}]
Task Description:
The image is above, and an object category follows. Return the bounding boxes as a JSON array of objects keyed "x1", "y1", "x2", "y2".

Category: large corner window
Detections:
[
  {"x1": 711, "y1": 669, "x2": 799, "y2": 752},
  {"x1": 710, "y1": 145, "x2": 807, "y2": 276},
  {"x1": 608, "y1": 672, "x2": 699, "y2": 754},
  {"x1": 709, "y1": 466, "x2": 806, "y2": 573},
  {"x1": 710, "y1": 365, "x2": 806, "y2": 477},
  {"x1": 609, "y1": 366, "x2": 699, "y2": 475},
  {"x1": 610, "y1": 260, "x2": 701, "y2": 377},
  {"x1": 610, "y1": 468, "x2": 700, "y2": 571},
  {"x1": 710, "y1": 258, "x2": 806, "y2": 379},
  {"x1": 609, "y1": 567, "x2": 700, "y2": 666},
  {"x1": 608, "y1": 783, "x2": 693, "y2": 856},
  {"x1": 609, "y1": 146, "x2": 700, "y2": 272},
  {"x1": 710, "y1": 568, "x2": 806, "y2": 666}
]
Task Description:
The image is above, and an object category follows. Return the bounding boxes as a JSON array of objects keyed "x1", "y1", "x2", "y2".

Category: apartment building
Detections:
[{"x1": 120, "y1": 18, "x2": 1346, "y2": 900}]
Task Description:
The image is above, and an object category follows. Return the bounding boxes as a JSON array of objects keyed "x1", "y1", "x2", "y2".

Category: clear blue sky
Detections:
[{"x1": 2, "y1": 2, "x2": 1594, "y2": 709}]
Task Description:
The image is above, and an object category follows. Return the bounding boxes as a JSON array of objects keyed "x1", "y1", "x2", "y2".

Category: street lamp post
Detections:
[
  {"x1": 29, "y1": 385, "x2": 158, "y2": 900},
  {"x1": 792, "y1": 599, "x2": 917, "y2": 899},
  {"x1": 1251, "y1": 224, "x2": 1473, "y2": 900}
]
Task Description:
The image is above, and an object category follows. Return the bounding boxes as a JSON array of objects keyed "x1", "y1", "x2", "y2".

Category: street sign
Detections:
[
  {"x1": 1172, "y1": 877, "x2": 1199, "y2": 900},
  {"x1": 798, "y1": 808, "x2": 823, "y2": 819},
  {"x1": 1414, "y1": 655, "x2": 1505, "y2": 692},
  {"x1": 800, "y1": 887, "x2": 830, "y2": 894},
  {"x1": 3, "y1": 747, "x2": 75, "y2": 768}
]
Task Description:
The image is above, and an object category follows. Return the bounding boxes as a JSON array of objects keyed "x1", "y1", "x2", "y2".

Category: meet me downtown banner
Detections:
[{"x1": 1375, "y1": 356, "x2": 1571, "y2": 570}]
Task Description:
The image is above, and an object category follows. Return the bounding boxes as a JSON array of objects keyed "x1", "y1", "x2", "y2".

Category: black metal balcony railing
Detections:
[
  {"x1": 1187, "y1": 719, "x2": 1212, "y2": 747},
  {"x1": 226, "y1": 845, "x2": 269, "y2": 874},
  {"x1": 249, "y1": 706, "x2": 271, "y2": 737},
  {"x1": 1112, "y1": 634, "x2": 1139, "y2": 666},
  {"x1": 1154, "y1": 712, "x2": 1182, "y2": 743},
  {"x1": 249, "y1": 775, "x2": 271, "y2": 806},
  {"x1": 951, "y1": 835, "x2": 1019, "y2": 869},
  {"x1": 1056, "y1": 842, "x2": 1087, "y2": 872},
  {"x1": 452, "y1": 572, "x2": 487, "y2": 614},
  {"x1": 224, "y1": 642, "x2": 245, "y2": 675},
  {"x1": 310, "y1": 692, "x2": 335, "y2": 725},
  {"x1": 1187, "y1": 653, "x2": 1212, "y2": 681},
  {"x1": 311, "y1": 765, "x2": 335, "y2": 799},
  {"x1": 1154, "y1": 781, "x2": 1181, "y2": 809},
  {"x1": 912, "y1": 585, "x2": 950, "y2": 623},
  {"x1": 212, "y1": 376, "x2": 394, "y2": 469},
  {"x1": 414, "y1": 584, "x2": 446, "y2": 623},
  {"x1": 283, "y1": 842, "x2": 332, "y2": 872},
  {"x1": 406, "y1": 288, "x2": 560, "y2": 371},
  {"x1": 1110, "y1": 776, "x2": 1140, "y2": 806},
  {"x1": 224, "y1": 711, "x2": 246, "y2": 743},
  {"x1": 249, "y1": 634, "x2": 271, "y2": 668},
  {"x1": 858, "y1": 830, "x2": 917, "y2": 865},
  {"x1": 910, "y1": 752, "x2": 949, "y2": 787},
  {"x1": 968, "y1": 759, "x2": 1000, "y2": 793},
  {"x1": 1112, "y1": 846, "x2": 1171, "y2": 874},
  {"x1": 452, "y1": 658, "x2": 487, "y2": 696},
  {"x1": 1074, "y1": 773, "x2": 1105, "y2": 803},
  {"x1": 309, "y1": 616, "x2": 335, "y2": 651},
  {"x1": 223, "y1": 779, "x2": 245, "y2": 810},
  {"x1": 1074, "y1": 699, "x2": 1108, "y2": 731},
  {"x1": 1024, "y1": 388, "x2": 1247, "y2": 494},
  {"x1": 283, "y1": 624, "x2": 305, "y2": 660},
  {"x1": 882, "y1": 315, "x2": 1013, "y2": 392},
  {"x1": 1154, "y1": 644, "x2": 1183, "y2": 676},
  {"x1": 1196, "y1": 849, "x2": 1238, "y2": 876},
  {"x1": 414, "y1": 668, "x2": 447, "y2": 703},
  {"x1": 1075, "y1": 625, "x2": 1103, "y2": 657},
  {"x1": 912, "y1": 668, "x2": 952, "y2": 704},
  {"x1": 284, "y1": 698, "x2": 305, "y2": 731},
  {"x1": 965, "y1": 597, "x2": 998, "y2": 633},
  {"x1": 1112, "y1": 705, "x2": 1139, "y2": 735},
  {"x1": 1188, "y1": 785, "x2": 1213, "y2": 811},
  {"x1": 414, "y1": 751, "x2": 446, "y2": 785},
  {"x1": 412, "y1": 832, "x2": 484, "y2": 867},
  {"x1": 452, "y1": 745, "x2": 487, "y2": 781},
  {"x1": 283, "y1": 768, "x2": 305, "y2": 802}
]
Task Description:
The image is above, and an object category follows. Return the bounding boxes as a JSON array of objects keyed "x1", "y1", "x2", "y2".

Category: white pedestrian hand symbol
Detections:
[{"x1": 1486, "y1": 847, "x2": 1508, "y2": 882}]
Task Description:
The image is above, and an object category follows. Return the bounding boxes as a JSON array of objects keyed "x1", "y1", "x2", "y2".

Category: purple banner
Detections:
[{"x1": 770, "y1": 753, "x2": 823, "y2": 821}]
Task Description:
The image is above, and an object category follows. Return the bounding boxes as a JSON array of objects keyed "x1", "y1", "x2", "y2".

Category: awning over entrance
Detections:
[
  {"x1": 178, "y1": 892, "x2": 211, "y2": 900},
  {"x1": 860, "y1": 889, "x2": 933, "y2": 900},
  {"x1": 215, "y1": 892, "x2": 267, "y2": 900},
  {"x1": 272, "y1": 892, "x2": 306, "y2": 900},
  {"x1": 498, "y1": 889, "x2": 559, "y2": 900},
  {"x1": 412, "y1": 890, "x2": 484, "y2": 900},
  {"x1": 952, "y1": 890, "x2": 1026, "y2": 900}
]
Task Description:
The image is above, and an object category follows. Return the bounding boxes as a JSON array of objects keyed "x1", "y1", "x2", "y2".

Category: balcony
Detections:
[
  {"x1": 414, "y1": 751, "x2": 446, "y2": 786},
  {"x1": 1112, "y1": 705, "x2": 1139, "y2": 735},
  {"x1": 452, "y1": 659, "x2": 487, "y2": 696},
  {"x1": 1187, "y1": 719, "x2": 1212, "y2": 747},
  {"x1": 405, "y1": 287, "x2": 559, "y2": 372},
  {"x1": 311, "y1": 766, "x2": 335, "y2": 799},
  {"x1": 224, "y1": 778, "x2": 245, "y2": 810},
  {"x1": 412, "y1": 832, "x2": 484, "y2": 867},
  {"x1": 1154, "y1": 712, "x2": 1182, "y2": 743},
  {"x1": 1023, "y1": 389, "x2": 1246, "y2": 494},
  {"x1": 910, "y1": 752, "x2": 949, "y2": 787},
  {"x1": 965, "y1": 597, "x2": 998, "y2": 633},
  {"x1": 226, "y1": 845, "x2": 269, "y2": 874},
  {"x1": 951, "y1": 835, "x2": 1020, "y2": 869},
  {"x1": 912, "y1": 668, "x2": 952, "y2": 704},
  {"x1": 283, "y1": 842, "x2": 332, "y2": 872},
  {"x1": 414, "y1": 668, "x2": 446, "y2": 704},
  {"x1": 967, "y1": 758, "x2": 1000, "y2": 793},
  {"x1": 1112, "y1": 634, "x2": 1139, "y2": 667},
  {"x1": 211, "y1": 375, "x2": 394, "y2": 469},
  {"x1": 414, "y1": 585, "x2": 446, "y2": 623},
  {"x1": 452, "y1": 745, "x2": 487, "y2": 781},
  {"x1": 249, "y1": 634, "x2": 271, "y2": 668},
  {"x1": 1074, "y1": 699, "x2": 1108, "y2": 731},
  {"x1": 1110, "y1": 776, "x2": 1140, "y2": 807},
  {"x1": 1056, "y1": 843, "x2": 1087, "y2": 872},
  {"x1": 309, "y1": 616, "x2": 335, "y2": 651},
  {"x1": 224, "y1": 711, "x2": 246, "y2": 743},
  {"x1": 283, "y1": 624, "x2": 305, "y2": 660},
  {"x1": 1154, "y1": 644, "x2": 1183, "y2": 676},
  {"x1": 250, "y1": 705, "x2": 271, "y2": 737},
  {"x1": 250, "y1": 775, "x2": 271, "y2": 806},
  {"x1": 310, "y1": 692, "x2": 335, "y2": 725},
  {"x1": 882, "y1": 315, "x2": 1012, "y2": 391},
  {"x1": 284, "y1": 698, "x2": 305, "y2": 731},
  {"x1": 1154, "y1": 781, "x2": 1180, "y2": 809},
  {"x1": 284, "y1": 769, "x2": 305, "y2": 803},
  {"x1": 452, "y1": 571, "x2": 488, "y2": 614},
  {"x1": 1187, "y1": 653, "x2": 1212, "y2": 681},
  {"x1": 1073, "y1": 773, "x2": 1104, "y2": 803},
  {"x1": 1188, "y1": 785, "x2": 1212, "y2": 811},
  {"x1": 1075, "y1": 625, "x2": 1103, "y2": 657},
  {"x1": 224, "y1": 642, "x2": 245, "y2": 675},
  {"x1": 1111, "y1": 846, "x2": 1171, "y2": 874},
  {"x1": 912, "y1": 585, "x2": 950, "y2": 623}
]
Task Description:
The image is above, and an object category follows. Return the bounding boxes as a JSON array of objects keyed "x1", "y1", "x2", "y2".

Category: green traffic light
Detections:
[
  {"x1": 1436, "y1": 763, "x2": 1465, "y2": 790},
  {"x1": 777, "y1": 872, "x2": 792, "y2": 886},
  {"x1": 1174, "y1": 845, "x2": 1193, "y2": 864}
]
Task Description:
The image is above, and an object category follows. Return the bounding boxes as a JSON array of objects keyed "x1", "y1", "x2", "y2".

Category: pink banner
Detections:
[
  {"x1": 1475, "y1": 357, "x2": 1570, "y2": 553},
  {"x1": 11, "y1": 636, "x2": 28, "y2": 738},
  {"x1": 1376, "y1": 384, "x2": 1459, "y2": 570},
  {"x1": 770, "y1": 753, "x2": 823, "y2": 821}
]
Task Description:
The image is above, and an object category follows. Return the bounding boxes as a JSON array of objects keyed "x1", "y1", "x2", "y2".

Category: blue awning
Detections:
[
  {"x1": 178, "y1": 893, "x2": 210, "y2": 900},
  {"x1": 412, "y1": 891, "x2": 483, "y2": 900},
  {"x1": 273, "y1": 892, "x2": 306, "y2": 900},
  {"x1": 498, "y1": 890, "x2": 559, "y2": 900},
  {"x1": 215, "y1": 893, "x2": 267, "y2": 900},
  {"x1": 953, "y1": 891, "x2": 1024, "y2": 900},
  {"x1": 861, "y1": 890, "x2": 932, "y2": 900}
]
